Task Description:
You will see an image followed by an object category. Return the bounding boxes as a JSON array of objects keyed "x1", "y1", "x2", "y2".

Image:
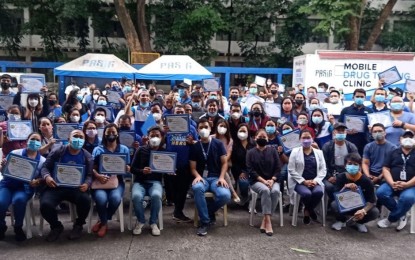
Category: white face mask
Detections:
[
  {"x1": 401, "y1": 137, "x2": 415, "y2": 148},
  {"x1": 231, "y1": 112, "x2": 241, "y2": 120},
  {"x1": 93, "y1": 94, "x2": 99, "y2": 101},
  {"x1": 70, "y1": 116, "x2": 80, "y2": 123},
  {"x1": 149, "y1": 137, "x2": 161, "y2": 147},
  {"x1": 94, "y1": 115, "x2": 105, "y2": 124},
  {"x1": 217, "y1": 126, "x2": 227, "y2": 135},
  {"x1": 7, "y1": 113, "x2": 21, "y2": 121},
  {"x1": 237, "y1": 131, "x2": 248, "y2": 140},
  {"x1": 152, "y1": 113, "x2": 162, "y2": 122},
  {"x1": 28, "y1": 99, "x2": 39, "y2": 107},
  {"x1": 199, "y1": 128, "x2": 210, "y2": 138},
  {"x1": 330, "y1": 97, "x2": 339, "y2": 104}
]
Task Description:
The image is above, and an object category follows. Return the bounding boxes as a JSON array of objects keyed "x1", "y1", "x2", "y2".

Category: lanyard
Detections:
[
  {"x1": 199, "y1": 139, "x2": 211, "y2": 161},
  {"x1": 401, "y1": 154, "x2": 410, "y2": 180}
]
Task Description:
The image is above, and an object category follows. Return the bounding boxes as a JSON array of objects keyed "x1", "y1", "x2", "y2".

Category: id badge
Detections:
[
  {"x1": 203, "y1": 165, "x2": 208, "y2": 178},
  {"x1": 400, "y1": 170, "x2": 407, "y2": 181}
]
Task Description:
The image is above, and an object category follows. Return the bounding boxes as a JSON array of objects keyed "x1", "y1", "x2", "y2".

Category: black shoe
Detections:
[
  {"x1": 14, "y1": 227, "x2": 26, "y2": 242},
  {"x1": 197, "y1": 223, "x2": 209, "y2": 236},
  {"x1": 0, "y1": 225, "x2": 7, "y2": 240},
  {"x1": 209, "y1": 213, "x2": 216, "y2": 226},
  {"x1": 283, "y1": 204, "x2": 290, "y2": 213},
  {"x1": 46, "y1": 226, "x2": 63, "y2": 242},
  {"x1": 68, "y1": 225, "x2": 83, "y2": 240},
  {"x1": 173, "y1": 214, "x2": 192, "y2": 223},
  {"x1": 303, "y1": 216, "x2": 311, "y2": 225},
  {"x1": 310, "y1": 210, "x2": 318, "y2": 221}
]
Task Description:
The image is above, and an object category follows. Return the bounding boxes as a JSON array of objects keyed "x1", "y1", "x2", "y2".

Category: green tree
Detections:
[{"x1": 0, "y1": 2, "x2": 22, "y2": 57}]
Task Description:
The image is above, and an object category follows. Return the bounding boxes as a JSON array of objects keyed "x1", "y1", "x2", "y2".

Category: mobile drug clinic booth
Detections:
[{"x1": 292, "y1": 51, "x2": 415, "y2": 102}]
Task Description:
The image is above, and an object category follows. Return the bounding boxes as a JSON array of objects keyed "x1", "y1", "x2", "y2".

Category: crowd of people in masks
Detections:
[{"x1": 0, "y1": 72, "x2": 414, "y2": 241}]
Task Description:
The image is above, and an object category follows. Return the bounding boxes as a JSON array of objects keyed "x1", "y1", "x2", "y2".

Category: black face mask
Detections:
[
  {"x1": 230, "y1": 95, "x2": 239, "y2": 101},
  {"x1": 149, "y1": 90, "x2": 156, "y2": 96},
  {"x1": 119, "y1": 126, "x2": 130, "y2": 131},
  {"x1": 49, "y1": 100, "x2": 56, "y2": 106},
  {"x1": 1, "y1": 82, "x2": 10, "y2": 89},
  {"x1": 271, "y1": 90, "x2": 278, "y2": 95},
  {"x1": 106, "y1": 134, "x2": 117, "y2": 142},
  {"x1": 295, "y1": 99, "x2": 304, "y2": 105},
  {"x1": 253, "y1": 111, "x2": 262, "y2": 117},
  {"x1": 256, "y1": 138, "x2": 268, "y2": 147}
]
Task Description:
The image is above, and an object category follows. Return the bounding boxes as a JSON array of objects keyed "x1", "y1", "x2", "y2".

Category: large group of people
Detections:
[{"x1": 0, "y1": 72, "x2": 414, "y2": 243}]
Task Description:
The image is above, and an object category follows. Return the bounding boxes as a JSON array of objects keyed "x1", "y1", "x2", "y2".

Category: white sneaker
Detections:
[
  {"x1": 133, "y1": 223, "x2": 145, "y2": 235},
  {"x1": 150, "y1": 224, "x2": 160, "y2": 236},
  {"x1": 377, "y1": 218, "x2": 392, "y2": 228},
  {"x1": 355, "y1": 223, "x2": 368, "y2": 233},
  {"x1": 331, "y1": 221, "x2": 346, "y2": 231},
  {"x1": 396, "y1": 216, "x2": 407, "y2": 231}
]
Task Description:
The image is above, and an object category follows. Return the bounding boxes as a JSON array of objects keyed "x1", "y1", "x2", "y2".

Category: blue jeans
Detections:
[
  {"x1": 238, "y1": 178, "x2": 249, "y2": 199},
  {"x1": 132, "y1": 181, "x2": 162, "y2": 225},
  {"x1": 376, "y1": 183, "x2": 415, "y2": 222},
  {"x1": 92, "y1": 182, "x2": 125, "y2": 224},
  {"x1": 192, "y1": 177, "x2": 231, "y2": 224},
  {"x1": 0, "y1": 184, "x2": 33, "y2": 228}
]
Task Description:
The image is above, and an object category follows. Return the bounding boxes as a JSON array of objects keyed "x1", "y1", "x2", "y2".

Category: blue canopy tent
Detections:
[
  {"x1": 135, "y1": 55, "x2": 213, "y2": 81},
  {"x1": 54, "y1": 53, "x2": 139, "y2": 104}
]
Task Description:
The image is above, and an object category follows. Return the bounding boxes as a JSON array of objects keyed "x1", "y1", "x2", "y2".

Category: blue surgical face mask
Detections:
[
  {"x1": 354, "y1": 97, "x2": 365, "y2": 106},
  {"x1": 346, "y1": 164, "x2": 359, "y2": 175},
  {"x1": 178, "y1": 89, "x2": 186, "y2": 97},
  {"x1": 70, "y1": 137, "x2": 85, "y2": 150},
  {"x1": 7, "y1": 113, "x2": 21, "y2": 121},
  {"x1": 209, "y1": 95, "x2": 217, "y2": 100},
  {"x1": 390, "y1": 102, "x2": 404, "y2": 111},
  {"x1": 265, "y1": 126, "x2": 276, "y2": 134},
  {"x1": 249, "y1": 88, "x2": 258, "y2": 95},
  {"x1": 77, "y1": 94, "x2": 83, "y2": 101},
  {"x1": 309, "y1": 104, "x2": 319, "y2": 110},
  {"x1": 97, "y1": 100, "x2": 107, "y2": 106},
  {"x1": 375, "y1": 95, "x2": 385, "y2": 102},
  {"x1": 282, "y1": 129, "x2": 292, "y2": 135},
  {"x1": 335, "y1": 133, "x2": 347, "y2": 141},
  {"x1": 124, "y1": 86, "x2": 132, "y2": 93},
  {"x1": 140, "y1": 101, "x2": 149, "y2": 108},
  {"x1": 191, "y1": 102, "x2": 200, "y2": 108},
  {"x1": 312, "y1": 116, "x2": 323, "y2": 124},
  {"x1": 27, "y1": 140, "x2": 41, "y2": 151}
]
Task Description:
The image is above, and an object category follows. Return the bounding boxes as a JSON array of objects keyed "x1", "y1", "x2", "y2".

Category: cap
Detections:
[
  {"x1": 178, "y1": 82, "x2": 190, "y2": 89},
  {"x1": 333, "y1": 122, "x2": 348, "y2": 130},
  {"x1": 402, "y1": 130, "x2": 414, "y2": 138},
  {"x1": 389, "y1": 87, "x2": 404, "y2": 97}
]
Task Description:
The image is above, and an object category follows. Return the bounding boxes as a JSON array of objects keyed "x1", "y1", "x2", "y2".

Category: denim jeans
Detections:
[
  {"x1": 0, "y1": 184, "x2": 33, "y2": 228},
  {"x1": 132, "y1": 181, "x2": 162, "y2": 225},
  {"x1": 92, "y1": 182, "x2": 125, "y2": 224},
  {"x1": 192, "y1": 177, "x2": 231, "y2": 224},
  {"x1": 376, "y1": 183, "x2": 415, "y2": 222}
]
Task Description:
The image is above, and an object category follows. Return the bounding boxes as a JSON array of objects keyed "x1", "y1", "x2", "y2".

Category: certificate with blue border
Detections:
[
  {"x1": 119, "y1": 131, "x2": 136, "y2": 147},
  {"x1": 334, "y1": 187, "x2": 366, "y2": 213},
  {"x1": 7, "y1": 120, "x2": 32, "y2": 140},
  {"x1": 165, "y1": 114, "x2": 190, "y2": 134},
  {"x1": 54, "y1": 163, "x2": 85, "y2": 188},
  {"x1": 344, "y1": 115, "x2": 367, "y2": 133},
  {"x1": 3, "y1": 153, "x2": 39, "y2": 182},
  {"x1": 277, "y1": 129, "x2": 301, "y2": 154},
  {"x1": 378, "y1": 66, "x2": 402, "y2": 87},
  {"x1": 106, "y1": 90, "x2": 122, "y2": 104},
  {"x1": 53, "y1": 123, "x2": 79, "y2": 141},
  {"x1": 99, "y1": 153, "x2": 127, "y2": 175},
  {"x1": 149, "y1": 151, "x2": 177, "y2": 173},
  {"x1": 0, "y1": 95, "x2": 14, "y2": 110},
  {"x1": 20, "y1": 75, "x2": 45, "y2": 93}
]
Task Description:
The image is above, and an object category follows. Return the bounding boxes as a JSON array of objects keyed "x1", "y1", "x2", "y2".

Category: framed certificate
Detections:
[
  {"x1": 277, "y1": 129, "x2": 301, "y2": 154},
  {"x1": 0, "y1": 95, "x2": 14, "y2": 110},
  {"x1": 334, "y1": 187, "x2": 366, "y2": 213},
  {"x1": 149, "y1": 151, "x2": 177, "y2": 173},
  {"x1": 119, "y1": 131, "x2": 136, "y2": 147},
  {"x1": 54, "y1": 163, "x2": 85, "y2": 188},
  {"x1": 53, "y1": 123, "x2": 79, "y2": 141},
  {"x1": 405, "y1": 79, "x2": 415, "y2": 93},
  {"x1": 7, "y1": 120, "x2": 32, "y2": 140},
  {"x1": 106, "y1": 90, "x2": 122, "y2": 104},
  {"x1": 2, "y1": 154, "x2": 39, "y2": 182},
  {"x1": 378, "y1": 66, "x2": 402, "y2": 87},
  {"x1": 20, "y1": 75, "x2": 45, "y2": 93},
  {"x1": 99, "y1": 153, "x2": 127, "y2": 175},
  {"x1": 367, "y1": 111, "x2": 392, "y2": 128},
  {"x1": 264, "y1": 102, "x2": 281, "y2": 118},
  {"x1": 165, "y1": 114, "x2": 190, "y2": 134},
  {"x1": 344, "y1": 115, "x2": 366, "y2": 133},
  {"x1": 203, "y1": 78, "x2": 221, "y2": 92}
]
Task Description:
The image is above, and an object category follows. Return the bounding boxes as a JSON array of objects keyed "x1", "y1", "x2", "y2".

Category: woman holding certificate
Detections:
[
  {"x1": 0, "y1": 132, "x2": 46, "y2": 241},
  {"x1": 288, "y1": 129, "x2": 326, "y2": 225},
  {"x1": 1, "y1": 105, "x2": 28, "y2": 158},
  {"x1": 91, "y1": 123, "x2": 130, "y2": 237}
]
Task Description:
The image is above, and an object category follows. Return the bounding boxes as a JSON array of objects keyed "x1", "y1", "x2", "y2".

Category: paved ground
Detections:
[{"x1": 1, "y1": 197, "x2": 415, "y2": 260}]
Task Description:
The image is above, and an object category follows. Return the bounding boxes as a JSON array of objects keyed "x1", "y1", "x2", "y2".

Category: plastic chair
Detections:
[
  {"x1": 87, "y1": 200, "x2": 124, "y2": 233},
  {"x1": 9, "y1": 197, "x2": 36, "y2": 239},
  {"x1": 249, "y1": 189, "x2": 283, "y2": 227},
  {"x1": 381, "y1": 203, "x2": 415, "y2": 234},
  {"x1": 291, "y1": 190, "x2": 326, "y2": 226},
  {"x1": 193, "y1": 192, "x2": 228, "y2": 227}
]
